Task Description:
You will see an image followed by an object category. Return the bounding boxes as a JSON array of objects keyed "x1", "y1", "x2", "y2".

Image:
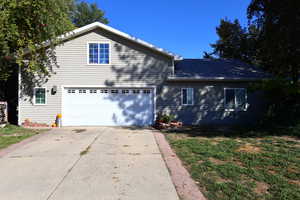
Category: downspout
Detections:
[
  {"x1": 172, "y1": 59, "x2": 175, "y2": 76},
  {"x1": 17, "y1": 65, "x2": 21, "y2": 126}
]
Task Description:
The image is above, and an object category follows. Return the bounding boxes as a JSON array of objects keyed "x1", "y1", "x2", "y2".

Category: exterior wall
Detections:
[
  {"x1": 157, "y1": 81, "x2": 268, "y2": 126},
  {"x1": 19, "y1": 28, "x2": 173, "y2": 125}
]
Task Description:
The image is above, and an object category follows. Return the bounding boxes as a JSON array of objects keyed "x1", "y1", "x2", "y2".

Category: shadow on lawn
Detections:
[{"x1": 162, "y1": 125, "x2": 300, "y2": 138}]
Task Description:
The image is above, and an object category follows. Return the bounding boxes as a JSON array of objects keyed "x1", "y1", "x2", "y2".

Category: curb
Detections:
[
  {"x1": 0, "y1": 130, "x2": 51, "y2": 158},
  {"x1": 153, "y1": 131, "x2": 207, "y2": 200}
]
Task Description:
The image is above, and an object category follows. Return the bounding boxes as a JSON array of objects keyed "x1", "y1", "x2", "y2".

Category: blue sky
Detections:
[{"x1": 84, "y1": 0, "x2": 251, "y2": 58}]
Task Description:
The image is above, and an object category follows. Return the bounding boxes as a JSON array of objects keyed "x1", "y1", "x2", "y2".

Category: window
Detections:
[
  {"x1": 90, "y1": 89, "x2": 97, "y2": 94},
  {"x1": 88, "y1": 43, "x2": 110, "y2": 64},
  {"x1": 68, "y1": 89, "x2": 75, "y2": 94},
  {"x1": 122, "y1": 89, "x2": 129, "y2": 94},
  {"x1": 79, "y1": 89, "x2": 86, "y2": 94},
  {"x1": 111, "y1": 89, "x2": 119, "y2": 94},
  {"x1": 34, "y1": 88, "x2": 46, "y2": 105},
  {"x1": 224, "y1": 88, "x2": 247, "y2": 111},
  {"x1": 143, "y1": 89, "x2": 151, "y2": 94},
  {"x1": 132, "y1": 89, "x2": 140, "y2": 94},
  {"x1": 182, "y1": 88, "x2": 194, "y2": 105},
  {"x1": 100, "y1": 89, "x2": 108, "y2": 93}
]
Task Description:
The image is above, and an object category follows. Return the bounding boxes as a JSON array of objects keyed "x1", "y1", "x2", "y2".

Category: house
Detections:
[{"x1": 18, "y1": 22, "x2": 269, "y2": 127}]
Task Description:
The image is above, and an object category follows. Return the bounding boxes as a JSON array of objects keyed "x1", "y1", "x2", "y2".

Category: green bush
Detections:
[
  {"x1": 252, "y1": 79, "x2": 300, "y2": 127},
  {"x1": 157, "y1": 113, "x2": 175, "y2": 123}
]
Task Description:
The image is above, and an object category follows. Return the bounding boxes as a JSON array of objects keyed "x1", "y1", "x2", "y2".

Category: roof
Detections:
[
  {"x1": 169, "y1": 59, "x2": 271, "y2": 81},
  {"x1": 59, "y1": 22, "x2": 181, "y2": 59}
]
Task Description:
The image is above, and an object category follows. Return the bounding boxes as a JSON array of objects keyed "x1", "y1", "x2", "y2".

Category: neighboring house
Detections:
[{"x1": 18, "y1": 22, "x2": 269, "y2": 127}]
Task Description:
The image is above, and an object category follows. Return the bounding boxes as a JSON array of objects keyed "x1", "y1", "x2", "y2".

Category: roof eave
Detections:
[
  {"x1": 60, "y1": 22, "x2": 180, "y2": 59},
  {"x1": 23, "y1": 22, "x2": 181, "y2": 59}
]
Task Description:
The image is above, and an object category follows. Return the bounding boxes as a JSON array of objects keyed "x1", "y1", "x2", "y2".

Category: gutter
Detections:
[{"x1": 167, "y1": 76, "x2": 271, "y2": 82}]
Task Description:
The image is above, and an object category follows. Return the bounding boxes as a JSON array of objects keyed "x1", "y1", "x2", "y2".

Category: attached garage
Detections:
[{"x1": 61, "y1": 87, "x2": 155, "y2": 126}]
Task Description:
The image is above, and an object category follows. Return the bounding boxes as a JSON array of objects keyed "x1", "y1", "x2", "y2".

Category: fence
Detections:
[{"x1": 0, "y1": 102, "x2": 8, "y2": 124}]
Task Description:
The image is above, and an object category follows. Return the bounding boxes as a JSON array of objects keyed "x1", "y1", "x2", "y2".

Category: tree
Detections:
[
  {"x1": 0, "y1": 0, "x2": 75, "y2": 81},
  {"x1": 206, "y1": 19, "x2": 258, "y2": 64},
  {"x1": 202, "y1": 51, "x2": 215, "y2": 59},
  {"x1": 71, "y1": 1, "x2": 108, "y2": 27},
  {"x1": 247, "y1": 0, "x2": 300, "y2": 85},
  {"x1": 247, "y1": 0, "x2": 300, "y2": 125}
]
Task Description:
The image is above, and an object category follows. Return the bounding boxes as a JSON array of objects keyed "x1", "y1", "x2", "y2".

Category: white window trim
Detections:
[
  {"x1": 33, "y1": 87, "x2": 47, "y2": 106},
  {"x1": 87, "y1": 41, "x2": 111, "y2": 65},
  {"x1": 224, "y1": 88, "x2": 248, "y2": 112},
  {"x1": 181, "y1": 88, "x2": 194, "y2": 106}
]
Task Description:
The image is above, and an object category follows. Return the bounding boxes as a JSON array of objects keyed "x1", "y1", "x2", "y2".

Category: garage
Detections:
[{"x1": 62, "y1": 87, "x2": 154, "y2": 126}]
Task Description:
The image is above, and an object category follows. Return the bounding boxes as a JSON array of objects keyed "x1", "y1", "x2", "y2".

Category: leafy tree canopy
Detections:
[
  {"x1": 207, "y1": 0, "x2": 300, "y2": 85},
  {"x1": 0, "y1": 0, "x2": 75, "y2": 81},
  {"x1": 71, "y1": 1, "x2": 108, "y2": 27},
  {"x1": 207, "y1": 19, "x2": 259, "y2": 65},
  {"x1": 247, "y1": 0, "x2": 300, "y2": 84}
]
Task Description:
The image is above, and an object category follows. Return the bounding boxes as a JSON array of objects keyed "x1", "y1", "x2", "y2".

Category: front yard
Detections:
[
  {"x1": 0, "y1": 125, "x2": 43, "y2": 149},
  {"x1": 165, "y1": 127, "x2": 300, "y2": 200}
]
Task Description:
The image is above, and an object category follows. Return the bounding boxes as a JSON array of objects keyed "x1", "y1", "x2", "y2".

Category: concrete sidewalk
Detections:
[{"x1": 0, "y1": 127, "x2": 179, "y2": 200}]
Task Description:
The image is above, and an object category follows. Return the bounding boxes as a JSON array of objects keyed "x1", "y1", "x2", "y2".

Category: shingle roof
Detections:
[{"x1": 173, "y1": 59, "x2": 270, "y2": 80}]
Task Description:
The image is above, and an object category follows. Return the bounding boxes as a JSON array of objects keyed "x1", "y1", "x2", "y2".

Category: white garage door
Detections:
[{"x1": 62, "y1": 88, "x2": 154, "y2": 126}]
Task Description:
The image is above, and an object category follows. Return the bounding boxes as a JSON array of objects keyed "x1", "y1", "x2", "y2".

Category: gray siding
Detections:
[
  {"x1": 157, "y1": 82, "x2": 268, "y2": 125},
  {"x1": 19, "y1": 28, "x2": 173, "y2": 125}
]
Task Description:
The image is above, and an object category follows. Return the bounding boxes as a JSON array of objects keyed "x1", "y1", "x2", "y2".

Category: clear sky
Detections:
[{"x1": 84, "y1": 0, "x2": 251, "y2": 58}]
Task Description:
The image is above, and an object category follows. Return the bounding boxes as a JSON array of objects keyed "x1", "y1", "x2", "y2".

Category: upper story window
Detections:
[
  {"x1": 224, "y1": 88, "x2": 247, "y2": 111},
  {"x1": 34, "y1": 88, "x2": 46, "y2": 105},
  {"x1": 182, "y1": 88, "x2": 194, "y2": 105},
  {"x1": 88, "y1": 43, "x2": 110, "y2": 64}
]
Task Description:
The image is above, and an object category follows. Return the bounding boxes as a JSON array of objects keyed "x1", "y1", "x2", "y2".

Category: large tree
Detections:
[
  {"x1": 206, "y1": 19, "x2": 259, "y2": 65},
  {"x1": 0, "y1": 0, "x2": 75, "y2": 81},
  {"x1": 71, "y1": 1, "x2": 108, "y2": 27},
  {"x1": 247, "y1": 0, "x2": 300, "y2": 85}
]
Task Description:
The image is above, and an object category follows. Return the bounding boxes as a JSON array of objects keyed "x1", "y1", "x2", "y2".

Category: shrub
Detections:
[
  {"x1": 252, "y1": 79, "x2": 300, "y2": 127},
  {"x1": 156, "y1": 113, "x2": 175, "y2": 124}
]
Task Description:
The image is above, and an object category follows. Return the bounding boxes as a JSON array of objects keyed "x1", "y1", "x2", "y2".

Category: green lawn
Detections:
[
  {"x1": 0, "y1": 125, "x2": 44, "y2": 149},
  {"x1": 165, "y1": 127, "x2": 300, "y2": 200}
]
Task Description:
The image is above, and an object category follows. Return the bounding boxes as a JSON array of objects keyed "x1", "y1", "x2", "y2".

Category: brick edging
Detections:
[
  {"x1": 153, "y1": 131, "x2": 207, "y2": 200},
  {"x1": 0, "y1": 130, "x2": 50, "y2": 158}
]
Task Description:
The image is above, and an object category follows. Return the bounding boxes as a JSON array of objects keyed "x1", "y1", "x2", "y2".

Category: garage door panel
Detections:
[{"x1": 62, "y1": 88, "x2": 154, "y2": 126}]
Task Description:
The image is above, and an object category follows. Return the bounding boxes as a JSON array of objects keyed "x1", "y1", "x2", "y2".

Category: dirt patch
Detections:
[
  {"x1": 1, "y1": 133, "x2": 23, "y2": 137},
  {"x1": 215, "y1": 176, "x2": 231, "y2": 183},
  {"x1": 287, "y1": 167, "x2": 299, "y2": 174},
  {"x1": 268, "y1": 170, "x2": 277, "y2": 175},
  {"x1": 289, "y1": 180, "x2": 300, "y2": 187},
  {"x1": 233, "y1": 160, "x2": 245, "y2": 167},
  {"x1": 254, "y1": 181, "x2": 269, "y2": 194},
  {"x1": 275, "y1": 136, "x2": 299, "y2": 142},
  {"x1": 211, "y1": 141, "x2": 219, "y2": 145},
  {"x1": 209, "y1": 157, "x2": 227, "y2": 165},
  {"x1": 237, "y1": 143, "x2": 261, "y2": 153}
]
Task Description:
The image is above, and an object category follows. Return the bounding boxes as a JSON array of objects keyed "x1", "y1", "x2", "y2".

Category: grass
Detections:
[
  {"x1": 165, "y1": 127, "x2": 300, "y2": 200},
  {"x1": 80, "y1": 146, "x2": 91, "y2": 156},
  {"x1": 0, "y1": 124, "x2": 43, "y2": 149}
]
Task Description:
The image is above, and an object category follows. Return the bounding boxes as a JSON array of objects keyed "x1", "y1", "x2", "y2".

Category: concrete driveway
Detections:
[{"x1": 0, "y1": 127, "x2": 179, "y2": 200}]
